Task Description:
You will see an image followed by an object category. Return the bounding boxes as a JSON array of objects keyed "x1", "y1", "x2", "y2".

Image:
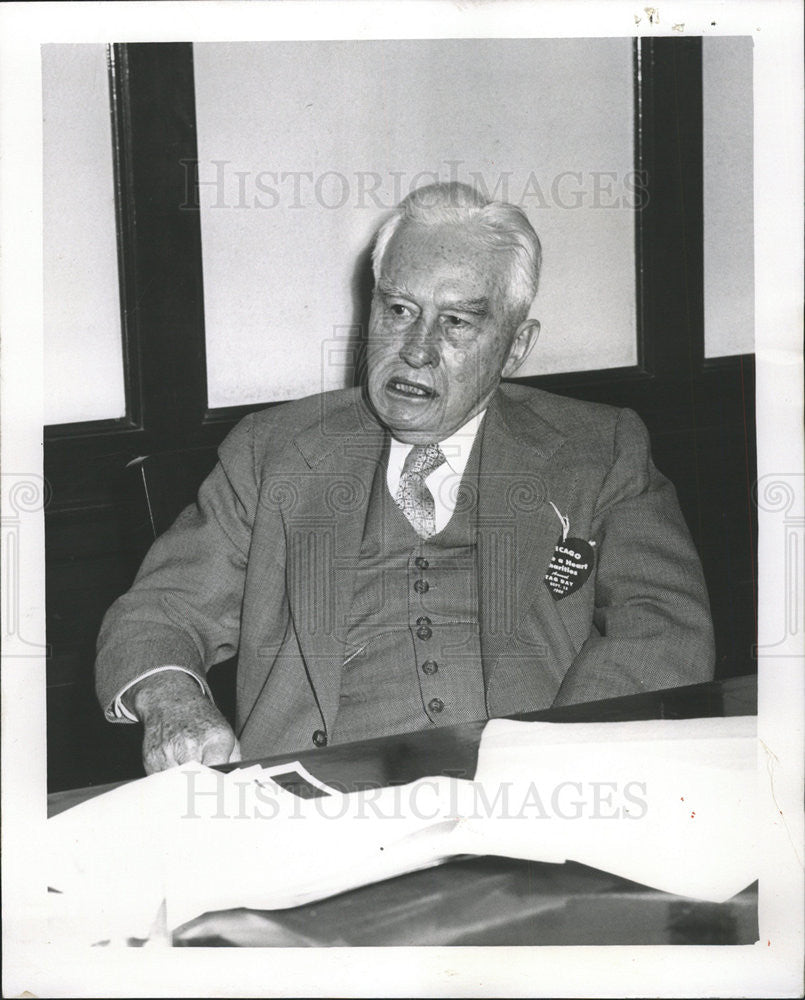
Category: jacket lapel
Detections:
[
  {"x1": 477, "y1": 387, "x2": 575, "y2": 689},
  {"x1": 283, "y1": 391, "x2": 386, "y2": 732}
]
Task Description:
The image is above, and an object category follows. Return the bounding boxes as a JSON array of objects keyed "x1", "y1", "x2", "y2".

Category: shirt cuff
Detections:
[{"x1": 109, "y1": 666, "x2": 210, "y2": 722}]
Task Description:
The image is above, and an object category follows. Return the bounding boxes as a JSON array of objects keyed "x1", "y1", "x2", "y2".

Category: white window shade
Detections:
[
  {"x1": 194, "y1": 39, "x2": 638, "y2": 409},
  {"x1": 703, "y1": 36, "x2": 755, "y2": 359},
  {"x1": 43, "y1": 44, "x2": 126, "y2": 425}
]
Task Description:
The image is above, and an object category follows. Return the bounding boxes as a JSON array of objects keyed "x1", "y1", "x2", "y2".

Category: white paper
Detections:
[
  {"x1": 459, "y1": 715, "x2": 758, "y2": 903},
  {"x1": 46, "y1": 717, "x2": 759, "y2": 945}
]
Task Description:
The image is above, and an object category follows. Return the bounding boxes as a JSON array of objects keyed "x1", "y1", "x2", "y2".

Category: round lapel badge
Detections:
[{"x1": 544, "y1": 536, "x2": 595, "y2": 600}]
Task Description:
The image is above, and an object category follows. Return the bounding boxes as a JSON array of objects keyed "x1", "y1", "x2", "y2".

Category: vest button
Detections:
[
  {"x1": 428, "y1": 697, "x2": 444, "y2": 713},
  {"x1": 416, "y1": 625, "x2": 432, "y2": 640},
  {"x1": 413, "y1": 579, "x2": 429, "y2": 594},
  {"x1": 416, "y1": 616, "x2": 431, "y2": 626},
  {"x1": 422, "y1": 660, "x2": 438, "y2": 675},
  {"x1": 415, "y1": 557, "x2": 429, "y2": 569},
  {"x1": 312, "y1": 730, "x2": 327, "y2": 747}
]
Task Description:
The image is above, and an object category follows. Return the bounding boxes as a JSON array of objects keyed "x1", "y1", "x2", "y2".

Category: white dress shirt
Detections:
[{"x1": 385, "y1": 410, "x2": 486, "y2": 534}]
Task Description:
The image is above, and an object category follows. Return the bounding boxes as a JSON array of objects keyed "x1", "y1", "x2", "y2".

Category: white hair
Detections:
[{"x1": 371, "y1": 182, "x2": 542, "y2": 323}]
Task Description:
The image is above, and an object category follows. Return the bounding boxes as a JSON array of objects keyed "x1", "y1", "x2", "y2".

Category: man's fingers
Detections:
[
  {"x1": 143, "y1": 730, "x2": 226, "y2": 774},
  {"x1": 228, "y1": 740, "x2": 242, "y2": 764},
  {"x1": 145, "y1": 737, "x2": 199, "y2": 773},
  {"x1": 141, "y1": 703, "x2": 236, "y2": 774},
  {"x1": 199, "y1": 729, "x2": 238, "y2": 767},
  {"x1": 143, "y1": 744, "x2": 173, "y2": 775}
]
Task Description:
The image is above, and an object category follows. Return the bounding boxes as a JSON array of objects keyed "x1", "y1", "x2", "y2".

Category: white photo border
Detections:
[{"x1": 1, "y1": 1, "x2": 802, "y2": 996}]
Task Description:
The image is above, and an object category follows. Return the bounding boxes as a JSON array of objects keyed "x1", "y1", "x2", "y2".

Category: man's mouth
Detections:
[{"x1": 386, "y1": 378, "x2": 436, "y2": 399}]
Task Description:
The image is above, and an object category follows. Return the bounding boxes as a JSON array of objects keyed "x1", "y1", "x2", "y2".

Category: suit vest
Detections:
[{"x1": 330, "y1": 438, "x2": 487, "y2": 743}]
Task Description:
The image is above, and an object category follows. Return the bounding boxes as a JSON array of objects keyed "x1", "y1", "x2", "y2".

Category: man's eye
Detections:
[
  {"x1": 389, "y1": 303, "x2": 411, "y2": 318},
  {"x1": 443, "y1": 314, "x2": 468, "y2": 328}
]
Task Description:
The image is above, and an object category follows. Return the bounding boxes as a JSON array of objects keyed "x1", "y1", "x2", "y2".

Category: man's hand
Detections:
[{"x1": 128, "y1": 671, "x2": 241, "y2": 774}]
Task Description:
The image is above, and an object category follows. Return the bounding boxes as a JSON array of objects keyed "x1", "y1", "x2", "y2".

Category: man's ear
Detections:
[{"x1": 501, "y1": 319, "x2": 540, "y2": 378}]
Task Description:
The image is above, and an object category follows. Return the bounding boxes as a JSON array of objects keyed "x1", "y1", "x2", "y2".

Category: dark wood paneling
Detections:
[{"x1": 637, "y1": 38, "x2": 705, "y2": 376}]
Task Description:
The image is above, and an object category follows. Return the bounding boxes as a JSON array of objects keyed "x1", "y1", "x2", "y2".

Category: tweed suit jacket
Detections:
[{"x1": 95, "y1": 383, "x2": 715, "y2": 758}]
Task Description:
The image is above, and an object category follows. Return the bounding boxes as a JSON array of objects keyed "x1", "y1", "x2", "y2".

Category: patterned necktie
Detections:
[{"x1": 395, "y1": 443, "x2": 447, "y2": 538}]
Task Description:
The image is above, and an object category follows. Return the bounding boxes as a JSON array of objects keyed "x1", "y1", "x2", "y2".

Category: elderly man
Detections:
[{"x1": 96, "y1": 182, "x2": 715, "y2": 773}]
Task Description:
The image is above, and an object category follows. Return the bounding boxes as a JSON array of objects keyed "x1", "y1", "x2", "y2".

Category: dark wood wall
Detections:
[{"x1": 44, "y1": 39, "x2": 757, "y2": 792}]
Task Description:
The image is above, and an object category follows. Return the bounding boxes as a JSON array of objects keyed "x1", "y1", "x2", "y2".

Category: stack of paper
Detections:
[
  {"x1": 456, "y1": 714, "x2": 758, "y2": 903},
  {"x1": 46, "y1": 715, "x2": 758, "y2": 945}
]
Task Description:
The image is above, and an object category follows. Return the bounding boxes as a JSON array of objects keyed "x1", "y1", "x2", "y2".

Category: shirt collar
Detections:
[{"x1": 388, "y1": 409, "x2": 487, "y2": 480}]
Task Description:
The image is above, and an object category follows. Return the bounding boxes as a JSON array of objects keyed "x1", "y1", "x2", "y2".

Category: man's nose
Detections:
[{"x1": 399, "y1": 319, "x2": 440, "y2": 368}]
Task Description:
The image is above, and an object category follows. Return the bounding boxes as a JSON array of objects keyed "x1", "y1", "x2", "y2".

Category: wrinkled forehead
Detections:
[{"x1": 380, "y1": 220, "x2": 512, "y2": 304}]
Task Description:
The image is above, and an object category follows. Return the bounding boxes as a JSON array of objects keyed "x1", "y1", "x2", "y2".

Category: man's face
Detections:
[{"x1": 367, "y1": 221, "x2": 535, "y2": 444}]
